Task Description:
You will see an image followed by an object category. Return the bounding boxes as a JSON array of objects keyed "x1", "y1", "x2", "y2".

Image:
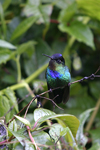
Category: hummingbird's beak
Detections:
[{"x1": 42, "y1": 54, "x2": 52, "y2": 59}]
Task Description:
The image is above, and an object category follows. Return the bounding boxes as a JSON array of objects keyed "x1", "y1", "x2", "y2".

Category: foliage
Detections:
[{"x1": 0, "y1": 0, "x2": 100, "y2": 149}]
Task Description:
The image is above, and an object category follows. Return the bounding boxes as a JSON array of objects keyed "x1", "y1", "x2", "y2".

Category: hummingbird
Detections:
[{"x1": 43, "y1": 53, "x2": 71, "y2": 104}]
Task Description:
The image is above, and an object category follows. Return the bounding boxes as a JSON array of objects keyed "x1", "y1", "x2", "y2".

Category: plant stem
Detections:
[
  {"x1": 25, "y1": 63, "x2": 48, "y2": 83},
  {"x1": 10, "y1": 82, "x2": 25, "y2": 91},
  {"x1": 16, "y1": 55, "x2": 21, "y2": 83},
  {"x1": 6, "y1": 63, "x2": 48, "y2": 91},
  {"x1": 27, "y1": 126, "x2": 40, "y2": 150},
  {"x1": 63, "y1": 36, "x2": 75, "y2": 58}
]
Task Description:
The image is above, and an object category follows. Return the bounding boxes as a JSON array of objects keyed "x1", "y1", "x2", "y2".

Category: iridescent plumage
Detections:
[{"x1": 44, "y1": 53, "x2": 71, "y2": 104}]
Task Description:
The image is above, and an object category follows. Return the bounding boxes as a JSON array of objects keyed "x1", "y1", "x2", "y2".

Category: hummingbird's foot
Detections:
[
  {"x1": 36, "y1": 95, "x2": 42, "y2": 108},
  {"x1": 49, "y1": 88, "x2": 53, "y2": 93},
  {"x1": 68, "y1": 83, "x2": 70, "y2": 86}
]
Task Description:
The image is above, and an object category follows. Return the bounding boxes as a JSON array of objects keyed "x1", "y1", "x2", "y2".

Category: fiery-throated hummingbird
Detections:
[{"x1": 43, "y1": 53, "x2": 71, "y2": 104}]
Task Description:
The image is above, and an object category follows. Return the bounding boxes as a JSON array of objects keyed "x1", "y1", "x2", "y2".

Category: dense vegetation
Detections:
[{"x1": 0, "y1": 0, "x2": 100, "y2": 149}]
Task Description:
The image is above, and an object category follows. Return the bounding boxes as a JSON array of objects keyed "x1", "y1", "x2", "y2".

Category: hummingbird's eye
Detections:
[{"x1": 56, "y1": 59, "x2": 61, "y2": 64}]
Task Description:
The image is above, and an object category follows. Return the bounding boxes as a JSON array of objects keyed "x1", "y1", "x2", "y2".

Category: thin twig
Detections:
[
  {"x1": 69, "y1": 66, "x2": 100, "y2": 85},
  {"x1": 24, "y1": 97, "x2": 36, "y2": 118},
  {"x1": 27, "y1": 126, "x2": 40, "y2": 150},
  {"x1": 24, "y1": 95, "x2": 63, "y2": 119},
  {"x1": 39, "y1": 95, "x2": 64, "y2": 110}
]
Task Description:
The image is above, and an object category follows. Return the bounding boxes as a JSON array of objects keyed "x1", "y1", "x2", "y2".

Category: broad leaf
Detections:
[
  {"x1": 58, "y1": 2, "x2": 77, "y2": 23},
  {"x1": 76, "y1": 0, "x2": 100, "y2": 21},
  {"x1": 89, "y1": 143, "x2": 100, "y2": 150},
  {"x1": 2, "y1": 74, "x2": 16, "y2": 84},
  {"x1": 34, "y1": 108, "x2": 55, "y2": 121},
  {"x1": 9, "y1": 130, "x2": 35, "y2": 149},
  {"x1": 23, "y1": 1, "x2": 52, "y2": 24},
  {"x1": 42, "y1": 0, "x2": 75, "y2": 9},
  {"x1": 49, "y1": 123, "x2": 63, "y2": 142},
  {"x1": 61, "y1": 127, "x2": 79, "y2": 150},
  {"x1": 0, "y1": 3, "x2": 6, "y2": 38},
  {"x1": 89, "y1": 127, "x2": 100, "y2": 144},
  {"x1": 2, "y1": 0, "x2": 11, "y2": 11},
  {"x1": 65, "y1": 86, "x2": 97, "y2": 117},
  {"x1": 14, "y1": 115, "x2": 31, "y2": 127},
  {"x1": 0, "y1": 49, "x2": 12, "y2": 64},
  {"x1": 3, "y1": 88, "x2": 18, "y2": 113},
  {"x1": 55, "y1": 0, "x2": 74, "y2": 9},
  {"x1": 89, "y1": 81, "x2": 100, "y2": 99},
  {"x1": 8, "y1": 120, "x2": 17, "y2": 136},
  {"x1": 34, "y1": 108, "x2": 79, "y2": 137},
  {"x1": 16, "y1": 41, "x2": 36, "y2": 55},
  {"x1": 0, "y1": 95, "x2": 10, "y2": 122},
  {"x1": 24, "y1": 39, "x2": 52, "y2": 76},
  {"x1": 11, "y1": 16, "x2": 38, "y2": 41},
  {"x1": 76, "y1": 108, "x2": 94, "y2": 146},
  {"x1": 58, "y1": 20, "x2": 95, "y2": 49},
  {"x1": 34, "y1": 131, "x2": 51, "y2": 149},
  {"x1": 0, "y1": 40, "x2": 16, "y2": 49}
]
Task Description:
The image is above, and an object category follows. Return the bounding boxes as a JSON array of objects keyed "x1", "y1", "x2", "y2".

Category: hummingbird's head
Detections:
[{"x1": 43, "y1": 53, "x2": 65, "y2": 70}]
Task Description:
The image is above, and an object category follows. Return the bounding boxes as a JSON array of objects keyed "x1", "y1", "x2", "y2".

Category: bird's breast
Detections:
[{"x1": 46, "y1": 67, "x2": 71, "y2": 88}]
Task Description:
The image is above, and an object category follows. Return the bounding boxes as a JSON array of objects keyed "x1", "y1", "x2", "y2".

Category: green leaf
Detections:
[
  {"x1": 16, "y1": 87, "x2": 33, "y2": 107},
  {"x1": 42, "y1": 0, "x2": 74, "y2": 9},
  {"x1": 89, "y1": 127, "x2": 100, "y2": 144},
  {"x1": 89, "y1": 143, "x2": 100, "y2": 150},
  {"x1": 23, "y1": 2, "x2": 52, "y2": 24},
  {"x1": 39, "y1": 4, "x2": 52, "y2": 24},
  {"x1": 11, "y1": 16, "x2": 38, "y2": 41},
  {"x1": 49, "y1": 123, "x2": 63, "y2": 142},
  {"x1": 89, "y1": 81, "x2": 100, "y2": 99},
  {"x1": 2, "y1": 74, "x2": 16, "y2": 84},
  {"x1": 27, "y1": 0, "x2": 40, "y2": 6},
  {"x1": 58, "y1": 20, "x2": 95, "y2": 49},
  {"x1": 24, "y1": 39, "x2": 52, "y2": 76},
  {"x1": 34, "y1": 131, "x2": 51, "y2": 149},
  {"x1": 61, "y1": 127, "x2": 79, "y2": 150},
  {"x1": 34, "y1": 108, "x2": 56, "y2": 121},
  {"x1": 26, "y1": 114, "x2": 35, "y2": 126},
  {"x1": 0, "y1": 40, "x2": 16, "y2": 49},
  {"x1": 9, "y1": 130, "x2": 35, "y2": 149},
  {"x1": 76, "y1": 0, "x2": 100, "y2": 21},
  {"x1": 14, "y1": 115, "x2": 31, "y2": 127},
  {"x1": 6, "y1": 17, "x2": 20, "y2": 41},
  {"x1": 66, "y1": 86, "x2": 96, "y2": 117},
  {"x1": 3, "y1": 88, "x2": 18, "y2": 113},
  {"x1": 58, "y1": 2, "x2": 77, "y2": 23},
  {"x1": 0, "y1": 95, "x2": 10, "y2": 122},
  {"x1": 16, "y1": 41, "x2": 36, "y2": 55},
  {"x1": 76, "y1": 108, "x2": 94, "y2": 146},
  {"x1": 34, "y1": 108, "x2": 79, "y2": 137},
  {"x1": 0, "y1": 49, "x2": 12, "y2": 64},
  {"x1": 0, "y1": 3, "x2": 6, "y2": 38},
  {"x1": 2, "y1": 0, "x2": 11, "y2": 11},
  {"x1": 55, "y1": 0, "x2": 75, "y2": 9},
  {"x1": 8, "y1": 120, "x2": 17, "y2": 136}
]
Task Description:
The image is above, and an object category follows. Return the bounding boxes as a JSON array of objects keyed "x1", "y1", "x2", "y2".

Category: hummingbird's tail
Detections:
[{"x1": 62, "y1": 85, "x2": 70, "y2": 104}]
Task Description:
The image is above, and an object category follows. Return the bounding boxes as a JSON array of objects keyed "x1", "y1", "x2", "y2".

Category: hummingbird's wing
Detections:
[
  {"x1": 47, "y1": 83, "x2": 54, "y2": 100},
  {"x1": 62, "y1": 85, "x2": 70, "y2": 104},
  {"x1": 47, "y1": 83, "x2": 64, "y2": 104}
]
